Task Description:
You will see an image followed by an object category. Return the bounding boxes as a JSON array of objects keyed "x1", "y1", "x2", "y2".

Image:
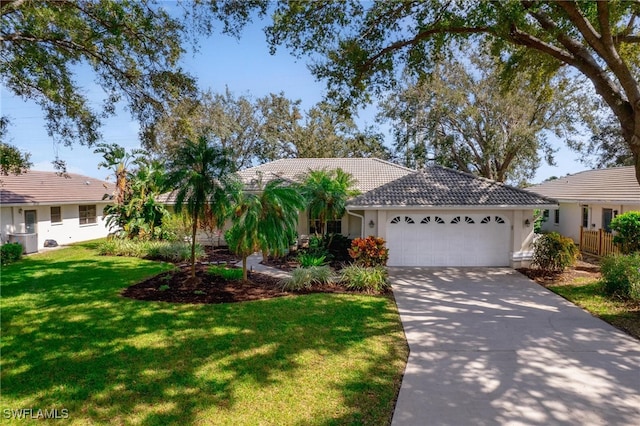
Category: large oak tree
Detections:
[{"x1": 211, "y1": 0, "x2": 640, "y2": 184}]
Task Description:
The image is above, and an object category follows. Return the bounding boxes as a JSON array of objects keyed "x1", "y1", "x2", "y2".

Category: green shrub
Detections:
[
  {"x1": 339, "y1": 265, "x2": 390, "y2": 293},
  {"x1": 610, "y1": 211, "x2": 640, "y2": 254},
  {"x1": 600, "y1": 253, "x2": 640, "y2": 300},
  {"x1": 348, "y1": 236, "x2": 389, "y2": 267},
  {"x1": 160, "y1": 213, "x2": 192, "y2": 243},
  {"x1": 531, "y1": 232, "x2": 580, "y2": 273},
  {"x1": 280, "y1": 265, "x2": 335, "y2": 291},
  {"x1": 297, "y1": 253, "x2": 327, "y2": 267},
  {"x1": 323, "y1": 233, "x2": 353, "y2": 262},
  {"x1": 96, "y1": 239, "x2": 203, "y2": 262},
  {"x1": 208, "y1": 265, "x2": 243, "y2": 280},
  {"x1": 1, "y1": 243, "x2": 23, "y2": 265},
  {"x1": 304, "y1": 235, "x2": 331, "y2": 259}
]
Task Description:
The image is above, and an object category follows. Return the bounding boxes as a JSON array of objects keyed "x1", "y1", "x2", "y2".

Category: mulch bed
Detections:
[
  {"x1": 122, "y1": 247, "x2": 360, "y2": 304},
  {"x1": 517, "y1": 260, "x2": 601, "y2": 286}
]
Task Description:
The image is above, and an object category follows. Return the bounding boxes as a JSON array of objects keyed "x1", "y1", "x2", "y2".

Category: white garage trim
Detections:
[{"x1": 385, "y1": 212, "x2": 511, "y2": 267}]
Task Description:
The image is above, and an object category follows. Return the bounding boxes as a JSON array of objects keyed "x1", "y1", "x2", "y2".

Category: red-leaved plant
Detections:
[{"x1": 348, "y1": 236, "x2": 389, "y2": 267}]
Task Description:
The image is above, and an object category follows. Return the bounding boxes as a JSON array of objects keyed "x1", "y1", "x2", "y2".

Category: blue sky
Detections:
[{"x1": 1, "y1": 13, "x2": 587, "y2": 184}]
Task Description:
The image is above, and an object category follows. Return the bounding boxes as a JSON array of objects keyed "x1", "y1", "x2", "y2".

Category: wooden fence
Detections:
[{"x1": 579, "y1": 227, "x2": 619, "y2": 257}]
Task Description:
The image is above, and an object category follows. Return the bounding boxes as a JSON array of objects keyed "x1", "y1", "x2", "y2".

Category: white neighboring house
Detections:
[
  {"x1": 527, "y1": 166, "x2": 640, "y2": 256},
  {"x1": 0, "y1": 170, "x2": 114, "y2": 253}
]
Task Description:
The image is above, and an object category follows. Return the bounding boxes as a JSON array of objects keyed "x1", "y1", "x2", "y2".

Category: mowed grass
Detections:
[
  {"x1": 1, "y1": 243, "x2": 408, "y2": 425},
  {"x1": 548, "y1": 278, "x2": 640, "y2": 341}
]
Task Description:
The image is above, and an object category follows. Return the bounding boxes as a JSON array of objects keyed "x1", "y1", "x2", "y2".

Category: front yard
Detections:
[{"x1": 1, "y1": 243, "x2": 408, "y2": 425}]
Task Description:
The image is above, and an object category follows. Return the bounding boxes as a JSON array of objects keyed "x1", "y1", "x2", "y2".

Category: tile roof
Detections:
[
  {"x1": 236, "y1": 158, "x2": 415, "y2": 193},
  {"x1": 526, "y1": 166, "x2": 640, "y2": 203},
  {"x1": 0, "y1": 170, "x2": 114, "y2": 205},
  {"x1": 347, "y1": 166, "x2": 557, "y2": 208}
]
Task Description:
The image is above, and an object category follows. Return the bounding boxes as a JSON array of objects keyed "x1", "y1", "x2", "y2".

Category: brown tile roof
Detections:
[
  {"x1": 0, "y1": 170, "x2": 114, "y2": 205},
  {"x1": 526, "y1": 166, "x2": 640, "y2": 203},
  {"x1": 236, "y1": 158, "x2": 415, "y2": 193},
  {"x1": 347, "y1": 166, "x2": 557, "y2": 208}
]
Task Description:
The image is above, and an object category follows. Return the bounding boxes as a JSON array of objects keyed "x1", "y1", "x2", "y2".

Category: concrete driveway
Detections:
[{"x1": 390, "y1": 267, "x2": 640, "y2": 426}]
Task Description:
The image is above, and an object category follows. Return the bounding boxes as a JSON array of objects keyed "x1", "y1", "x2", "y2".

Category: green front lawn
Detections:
[
  {"x1": 1, "y1": 244, "x2": 408, "y2": 425},
  {"x1": 548, "y1": 279, "x2": 640, "y2": 341}
]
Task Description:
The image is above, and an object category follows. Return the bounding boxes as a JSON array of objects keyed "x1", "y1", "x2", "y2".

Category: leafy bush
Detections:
[
  {"x1": 324, "y1": 233, "x2": 353, "y2": 262},
  {"x1": 600, "y1": 253, "x2": 640, "y2": 300},
  {"x1": 1, "y1": 243, "x2": 23, "y2": 265},
  {"x1": 96, "y1": 239, "x2": 203, "y2": 262},
  {"x1": 297, "y1": 253, "x2": 327, "y2": 267},
  {"x1": 531, "y1": 232, "x2": 580, "y2": 273},
  {"x1": 304, "y1": 235, "x2": 330, "y2": 259},
  {"x1": 610, "y1": 211, "x2": 640, "y2": 254},
  {"x1": 160, "y1": 213, "x2": 192, "y2": 243},
  {"x1": 348, "y1": 236, "x2": 389, "y2": 267},
  {"x1": 280, "y1": 265, "x2": 335, "y2": 291},
  {"x1": 339, "y1": 265, "x2": 389, "y2": 293},
  {"x1": 208, "y1": 265, "x2": 243, "y2": 281}
]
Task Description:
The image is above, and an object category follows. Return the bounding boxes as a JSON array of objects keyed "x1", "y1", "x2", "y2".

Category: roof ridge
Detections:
[{"x1": 372, "y1": 158, "x2": 416, "y2": 172}]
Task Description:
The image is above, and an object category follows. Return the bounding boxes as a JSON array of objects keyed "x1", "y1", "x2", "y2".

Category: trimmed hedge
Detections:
[{"x1": 1, "y1": 243, "x2": 23, "y2": 265}]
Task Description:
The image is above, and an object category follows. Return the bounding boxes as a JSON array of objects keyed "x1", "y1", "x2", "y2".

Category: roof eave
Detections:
[{"x1": 346, "y1": 203, "x2": 558, "y2": 210}]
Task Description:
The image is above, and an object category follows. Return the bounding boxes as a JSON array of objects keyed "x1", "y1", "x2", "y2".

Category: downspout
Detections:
[{"x1": 346, "y1": 210, "x2": 365, "y2": 238}]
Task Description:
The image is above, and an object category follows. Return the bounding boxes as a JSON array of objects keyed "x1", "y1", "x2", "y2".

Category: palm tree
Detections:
[
  {"x1": 298, "y1": 168, "x2": 358, "y2": 237},
  {"x1": 227, "y1": 178, "x2": 305, "y2": 280},
  {"x1": 164, "y1": 136, "x2": 240, "y2": 278}
]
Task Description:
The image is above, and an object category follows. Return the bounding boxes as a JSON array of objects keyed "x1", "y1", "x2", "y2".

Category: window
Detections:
[
  {"x1": 602, "y1": 208, "x2": 613, "y2": 232},
  {"x1": 79, "y1": 205, "x2": 97, "y2": 225},
  {"x1": 554, "y1": 209, "x2": 560, "y2": 225},
  {"x1": 51, "y1": 206, "x2": 62, "y2": 224},
  {"x1": 390, "y1": 216, "x2": 401, "y2": 224},
  {"x1": 582, "y1": 206, "x2": 589, "y2": 228},
  {"x1": 309, "y1": 218, "x2": 341, "y2": 234}
]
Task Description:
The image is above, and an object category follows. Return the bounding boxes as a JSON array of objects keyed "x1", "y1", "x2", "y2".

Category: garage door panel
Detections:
[{"x1": 386, "y1": 213, "x2": 510, "y2": 267}]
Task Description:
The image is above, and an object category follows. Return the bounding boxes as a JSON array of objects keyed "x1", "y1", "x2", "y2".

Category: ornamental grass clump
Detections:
[
  {"x1": 348, "y1": 236, "x2": 389, "y2": 267},
  {"x1": 340, "y1": 265, "x2": 390, "y2": 294},
  {"x1": 280, "y1": 265, "x2": 335, "y2": 291}
]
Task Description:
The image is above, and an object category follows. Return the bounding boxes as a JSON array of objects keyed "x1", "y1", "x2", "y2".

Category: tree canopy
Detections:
[
  {"x1": 379, "y1": 50, "x2": 582, "y2": 184},
  {"x1": 212, "y1": 0, "x2": 640, "y2": 183},
  {"x1": 1, "y1": 0, "x2": 196, "y2": 161}
]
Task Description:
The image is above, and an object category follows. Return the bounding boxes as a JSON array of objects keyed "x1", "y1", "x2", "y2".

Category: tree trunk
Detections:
[
  {"x1": 190, "y1": 213, "x2": 198, "y2": 278},
  {"x1": 242, "y1": 256, "x2": 248, "y2": 281}
]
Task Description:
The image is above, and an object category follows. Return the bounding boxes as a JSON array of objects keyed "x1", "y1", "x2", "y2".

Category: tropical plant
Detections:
[
  {"x1": 601, "y1": 253, "x2": 640, "y2": 300},
  {"x1": 339, "y1": 265, "x2": 390, "y2": 294},
  {"x1": 298, "y1": 168, "x2": 358, "y2": 240},
  {"x1": 348, "y1": 236, "x2": 389, "y2": 267},
  {"x1": 531, "y1": 232, "x2": 580, "y2": 273},
  {"x1": 226, "y1": 178, "x2": 304, "y2": 280},
  {"x1": 610, "y1": 211, "x2": 640, "y2": 254},
  {"x1": 297, "y1": 253, "x2": 327, "y2": 268},
  {"x1": 208, "y1": 265, "x2": 244, "y2": 281},
  {"x1": 164, "y1": 136, "x2": 240, "y2": 278},
  {"x1": 280, "y1": 265, "x2": 335, "y2": 291}
]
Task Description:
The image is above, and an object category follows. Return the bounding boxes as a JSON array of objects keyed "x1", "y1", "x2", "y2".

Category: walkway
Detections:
[{"x1": 390, "y1": 267, "x2": 640, "y2": 426}]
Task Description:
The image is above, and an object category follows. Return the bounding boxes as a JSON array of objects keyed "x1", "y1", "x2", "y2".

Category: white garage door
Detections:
[{"x1": 386, "y1": 213, "x2": 510, "y2": 267}]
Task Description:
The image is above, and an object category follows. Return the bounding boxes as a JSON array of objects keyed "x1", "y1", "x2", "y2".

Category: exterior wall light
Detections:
[
  {"x1": 524, "y1": 218, "x2": 531, "y2": 227},
  {"x1": 369, "y1": 219, "x2": 375, "y2": 228}
]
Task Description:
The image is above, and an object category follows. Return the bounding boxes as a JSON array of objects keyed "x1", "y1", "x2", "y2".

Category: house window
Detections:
[
  {"x1": 309, "y1": 218, "x2": 341, "y2": 234},
  {"x1": 79, "y1": 205, "x2": 97, "y2": 225},
  {"x1": 51, "y1": 206, "x2": 62, "y2": 224},
  {"x1": 602, "y1": 208, "x2": 613, "y2": 232},
  {"x1": 543, "y1": 209, "x2": 549, "y2": 219},
  {"x1": 582, "y1": 206, "x2": 589, "y2": 228},
  {"x1": 554, "y1": 209, "x2": 560, "y2": 224}
]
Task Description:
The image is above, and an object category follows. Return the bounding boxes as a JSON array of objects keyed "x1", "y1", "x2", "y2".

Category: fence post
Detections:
[{"x1": 598, "y1": 228, "x2": 604, "y2": 256}]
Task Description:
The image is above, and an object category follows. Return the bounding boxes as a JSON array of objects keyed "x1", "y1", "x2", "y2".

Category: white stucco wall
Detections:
[{"x1": 0, "y1": 203, "x2": 111, "y2": 251}]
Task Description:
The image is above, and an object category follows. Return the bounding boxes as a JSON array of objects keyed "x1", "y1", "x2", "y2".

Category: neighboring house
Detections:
[
  {"x1": 527, "y1": 166, "x2": 640, "y2": 255},
  {"x1": 0, "y1": 171, "x2": 114, "y2": 252},
  {"x1": 236, "y1": 159, "x2": 555, "y2": 268}
]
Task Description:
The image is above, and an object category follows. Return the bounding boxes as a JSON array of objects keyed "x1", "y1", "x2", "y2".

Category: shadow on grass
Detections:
[{"x1": 1, "y1": 246, "x2": 407, "y2": 425}]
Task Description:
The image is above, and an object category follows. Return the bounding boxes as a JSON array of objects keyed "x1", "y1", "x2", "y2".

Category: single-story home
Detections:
[
  {"x1": 236, "y1": 158, "x2": 557, "y2": 268},
  {"x1": 0, "y1": 171, "x2": 114, "y2": 252},
  {"x1": 526, "y1": 166, "x2": 640, "y2": 244}
]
